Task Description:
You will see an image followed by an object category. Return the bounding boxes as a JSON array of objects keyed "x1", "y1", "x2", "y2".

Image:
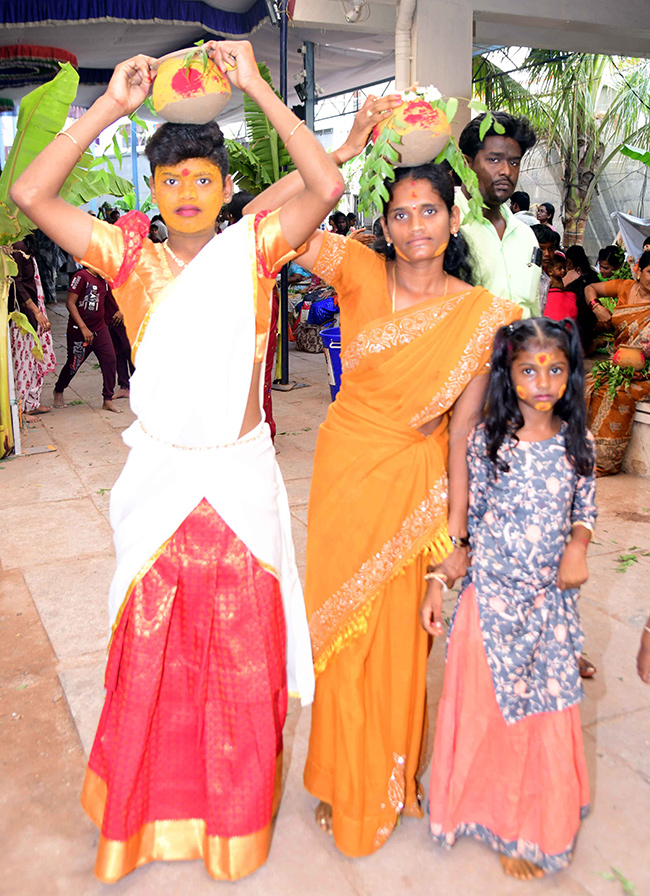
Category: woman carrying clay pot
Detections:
[{"x1": 585, "y1": 250, "x2": 650, "y2": 475}]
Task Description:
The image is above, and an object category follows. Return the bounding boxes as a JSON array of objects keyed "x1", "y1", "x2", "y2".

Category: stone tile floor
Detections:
[{"x1": 1, "y1": 301, "x2": 649, "y2": 895}]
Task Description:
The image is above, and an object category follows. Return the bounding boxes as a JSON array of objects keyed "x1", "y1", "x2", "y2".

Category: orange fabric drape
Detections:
[
  {"x1": 303, "y1": 240, "x2": 520, "y2": 856},
  {"x1": 586, "y1": 280, "x2": 650, "y2": 475}
]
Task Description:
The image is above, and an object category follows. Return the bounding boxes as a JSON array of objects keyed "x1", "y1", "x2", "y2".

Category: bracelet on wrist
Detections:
[{"x1": 449, "y1": 534, "x2": 470, "y2": 549}]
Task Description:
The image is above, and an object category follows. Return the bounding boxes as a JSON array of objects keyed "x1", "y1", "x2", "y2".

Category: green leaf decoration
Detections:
[
  {"x1": 357, "y1": 91, "x2": 487, "y2": 224},
  {"x1": 0, "y1": 201, "x2": 21, "y2": 241},
  {"x1": 478, "y1": 114, "x2": 492, "y2": 142},
  {"x1": 468, "y1": 99, "x2": 487, "y2": 112}
]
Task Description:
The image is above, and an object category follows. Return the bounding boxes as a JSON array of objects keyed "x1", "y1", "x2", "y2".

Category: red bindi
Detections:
[{"x1": 181, "y1": 168, "x2": 190, "y2": 177}]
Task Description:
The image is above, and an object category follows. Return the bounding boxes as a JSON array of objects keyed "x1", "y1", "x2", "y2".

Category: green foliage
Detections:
[
  {"x1": 0, "y1": 62, "x2": 138, "y2": 245},
  {"x1": 0, "y1": 62, "x2": 79, "y2": 244},
  {"x1": 357, "y1": 94, "x2": 489, "y2": 223},
  {"x1": 226, "y1": 63, "x2": 295, "y2": 194},
  {"x1": 597, "y1": 865, "x2": 639, "y2": 894},
  {"x1": 472, "y1": 51, "x2": 650, "y2": 237},
  {"x1": 114, "y1": 191, "x2": 154, "y2": 214},
  {"x1": 592, "y1": 357, "x2": 650, "y2": 397}
]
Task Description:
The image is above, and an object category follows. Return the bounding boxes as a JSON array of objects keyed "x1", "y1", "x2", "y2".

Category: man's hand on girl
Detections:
[
  {"x1": 420, "y1": 581, "x2": 445, "y2": 637},
  {"x1": 439, "y1": 546, "x2": 470, "y2": 588}
]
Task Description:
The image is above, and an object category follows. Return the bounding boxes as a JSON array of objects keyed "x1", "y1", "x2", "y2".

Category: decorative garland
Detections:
[
  {"x1": 357, "y1": 92, "x2": 504, "y2": 225},
  {"x1": 592, "y1": 357, "x2": 650, "y2": 398}
]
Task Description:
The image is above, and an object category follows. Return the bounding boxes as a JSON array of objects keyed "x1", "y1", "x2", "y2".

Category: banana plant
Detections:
[
  {"x1": 0, "y1": 62, "x2": 134, "y2": 456},
  {"x1": 225, "y1": 63, "x2": 296, "y2": 194}
]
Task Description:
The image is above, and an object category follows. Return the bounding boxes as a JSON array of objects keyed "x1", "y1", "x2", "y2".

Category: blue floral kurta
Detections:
[{"x1": 460, "y1": 424, "x2": 597, "y2": 724}]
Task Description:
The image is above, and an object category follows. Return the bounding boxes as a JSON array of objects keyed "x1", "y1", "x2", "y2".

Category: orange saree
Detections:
[
  {"x1": 586, "y1": 280, "x2": 650, "y2": 475},
  {"x1": 303, "y1": 235, "x2": 520, "y2": 856}
]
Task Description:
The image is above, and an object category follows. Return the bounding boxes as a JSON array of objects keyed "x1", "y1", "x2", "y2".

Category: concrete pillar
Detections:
[{"x1": 412, "y1": 0, "x2": 474, "y2": 134}]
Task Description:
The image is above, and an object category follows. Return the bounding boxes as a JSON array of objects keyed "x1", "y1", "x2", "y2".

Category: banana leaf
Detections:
[
  {"x1": 0, "y1": 62, "x2": 80, "y2": 245},
  {"x1": 229, "y1": 62, "x2": 295, "y2": 193},
  {"x1": 620, "y1": 144, "x2": 650, "y2": 167}
]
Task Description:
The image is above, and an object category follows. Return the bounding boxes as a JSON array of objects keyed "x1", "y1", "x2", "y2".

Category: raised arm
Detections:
[
  {"x1": 209, "y1": 41, "x2": 343, "y2": 250},
  {"x1": 10, "y1": 56, "x2": 156, "y2": 259},
  {"x1": 242, "y1": 93, "x2": 402, "y2": 219}
]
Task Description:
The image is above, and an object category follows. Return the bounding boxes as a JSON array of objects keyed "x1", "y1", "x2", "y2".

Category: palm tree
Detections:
[{"x1": 472, "y1": 50, "x2": 650, "y2": 244}]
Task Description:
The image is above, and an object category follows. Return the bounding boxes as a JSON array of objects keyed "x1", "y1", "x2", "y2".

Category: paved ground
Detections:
[{"x1": 1, "y1": 301, "x2": 649, "y2": 896}]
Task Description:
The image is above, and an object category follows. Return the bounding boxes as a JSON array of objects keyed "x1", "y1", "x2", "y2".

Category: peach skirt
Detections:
[{"x1": 429, "y1": 585, "x2": 589, "y2": 873}]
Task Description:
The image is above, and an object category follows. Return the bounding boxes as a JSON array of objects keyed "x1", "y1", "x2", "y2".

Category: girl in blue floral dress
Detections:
[{"x1": 421, "y1": 318, "x2": 597, "y2": 881}]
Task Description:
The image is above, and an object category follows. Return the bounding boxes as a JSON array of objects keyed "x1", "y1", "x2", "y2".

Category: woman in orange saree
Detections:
[
  {"x1": 294, "y1": 162, "x2": 522, "y2": 856},
  {"x1": 584, "y1": 252, "x2": 650, "y2": 475}
]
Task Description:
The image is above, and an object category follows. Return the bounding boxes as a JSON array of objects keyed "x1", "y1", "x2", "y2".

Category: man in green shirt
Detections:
[{"x1": 458, "y1": 112, "x2": 541, "y2": 317}]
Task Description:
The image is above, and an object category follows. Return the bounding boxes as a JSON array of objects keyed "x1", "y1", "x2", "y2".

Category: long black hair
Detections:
[
  {"x1": 484, "y1": 318, "x2": 593, "y2": 476},
  {"x1": 374, "y1": 162, "x2": 475, "y2": 285}
]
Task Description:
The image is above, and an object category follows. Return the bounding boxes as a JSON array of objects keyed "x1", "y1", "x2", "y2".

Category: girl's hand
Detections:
[
  {"x1": 439, "y1": 546, "x2": 470, "y2": 589},
  {"x1": 557, "y1": 541, "x2": 589, "y2": 590},
  {"x1": 206, "y1": 40, "x2": 259, "y2": 93},
  {"x1": 637, "y1": 628, "x2": 650, "y2": 684},
  {"x1": 112, "y1": 310, "x2": 124, "y2": 326},
  {"x1": 105, "y1": 55, "x2": 156, "y2": 116},
  {"x1": 420, "y1": 579, "x2": 445, "y2": 637},
  {"x1": 35, "y1": 310, "x2": 51, "y2": 332},
  {"x1": 333, "y1": 93, "x2": 403, "y2": 165}
]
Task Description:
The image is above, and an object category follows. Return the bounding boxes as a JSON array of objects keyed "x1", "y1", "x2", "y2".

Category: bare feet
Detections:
[
  {"x1": 315, "y1": 801, "x2": 333, "y2": 835},
  {"x1": 25, "y1": 405, "x2": 52, "y2": 416},
  {"x1": 113, "y1": 388, "x2": 130, "y2": 399},
  {"x1": 578, "y1": 655, "x2": 596, "y2": 678},
  {"x1": 500, "y1": 855, "x2": 545, "y2": 880},
  {"x1": 102, "y1": 399, "x2": 122, "y2": 413},
  {"x1": 53, "y1": 390, "x2": 65, "y2": 408}
]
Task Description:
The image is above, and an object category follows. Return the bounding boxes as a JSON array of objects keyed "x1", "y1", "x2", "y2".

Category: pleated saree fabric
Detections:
[
  {"x1": 303, "y1": 234, "x2": 521, "y2": 856},
  {"x1": 77, "y1": 212, "x2": 314, "y2": 882}
]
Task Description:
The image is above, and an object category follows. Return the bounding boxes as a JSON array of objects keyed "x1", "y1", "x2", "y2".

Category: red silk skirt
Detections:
[{"x1": 82, "y1": 499, "x2": 287, "y2": 882}]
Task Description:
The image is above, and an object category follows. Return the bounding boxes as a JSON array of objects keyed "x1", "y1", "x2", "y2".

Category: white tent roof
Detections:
[{"x1": 0, "y1": 3, "x2": 395, "y2": 122}]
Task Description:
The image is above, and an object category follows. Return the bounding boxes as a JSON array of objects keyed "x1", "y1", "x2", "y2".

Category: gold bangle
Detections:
[
  {"x1": 644, "y1": 626, "x2": 650, "y2": 635},
  {"x1": 56, "y1": 129, "x2": 84, "y2": 161},
  {"x1": 284, "y1": 119, "x2": 305, "y2": 149}
]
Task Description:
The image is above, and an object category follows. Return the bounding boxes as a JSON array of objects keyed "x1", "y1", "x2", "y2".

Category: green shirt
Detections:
[{"x1": 457, "y1": 192, "x2": 541, "y2": 318}]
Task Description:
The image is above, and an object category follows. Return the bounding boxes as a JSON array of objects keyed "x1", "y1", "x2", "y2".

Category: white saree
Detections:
[{"x1": 107, "y1": 216, "x2": 315, "y2": 705}]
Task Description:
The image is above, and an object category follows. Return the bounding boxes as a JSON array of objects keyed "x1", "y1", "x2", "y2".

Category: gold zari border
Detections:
[
  {"x1": 82, "y1": 755, "x2": 282, "y2": 883},
  {"x1": 310, "y1": 478, "x2": 453, "y2": 677}
]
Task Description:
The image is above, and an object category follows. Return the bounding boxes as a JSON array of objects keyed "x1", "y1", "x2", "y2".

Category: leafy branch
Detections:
[{"x1": 357, "y1": 93, "x2": 500, "y2": 222}]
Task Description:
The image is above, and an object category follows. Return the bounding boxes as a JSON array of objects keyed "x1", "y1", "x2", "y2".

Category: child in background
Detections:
[
  {"x1": 597, "y1": 245, "x2": 625, "y2": 280},
  {"x1": 54, "y1": 267, "x2": 119, "y2": 412},
  {"x1": 423, "y1": 318, "x2": 596, "y2": 881},
  {"x1": 544, "y1": 251, "x2": 578, "y2": 320}
]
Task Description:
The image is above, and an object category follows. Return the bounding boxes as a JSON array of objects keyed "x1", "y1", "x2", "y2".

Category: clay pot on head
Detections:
[
  {"x1": 152, "y1": 49, "x2": 231, "y2": 124},
  {"x1": 612, "y1": 345, "x2": 646, "y2": 370},
  {"x1": 372, "y1": 99, "x2": 451, "y2": 167}
]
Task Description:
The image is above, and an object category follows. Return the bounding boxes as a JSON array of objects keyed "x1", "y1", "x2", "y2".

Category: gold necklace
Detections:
[
  {"x1": 391, "y1": 265, "x2": 448, "y2": 311},
  {"x1": 164, "y1": 241, "x2": 187, "y2": 269}
]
